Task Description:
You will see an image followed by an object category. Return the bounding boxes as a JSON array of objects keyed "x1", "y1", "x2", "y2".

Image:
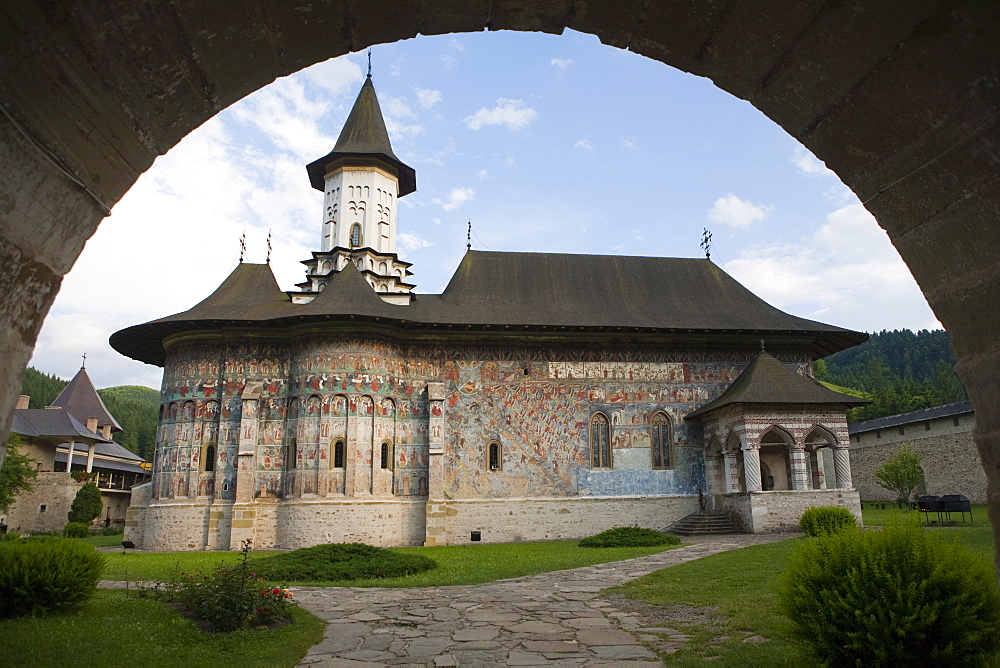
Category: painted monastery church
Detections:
[{"x1": 112, "y1": 75, "x2": 867, "y2": 551}]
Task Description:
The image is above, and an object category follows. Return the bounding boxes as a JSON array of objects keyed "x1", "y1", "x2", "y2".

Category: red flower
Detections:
[
  {"x1": 256, "y1": 607, "x2": 263, "y2": 613},
  {"x1": 272, "y1": 587, "x2": 280, "y2": 594}
]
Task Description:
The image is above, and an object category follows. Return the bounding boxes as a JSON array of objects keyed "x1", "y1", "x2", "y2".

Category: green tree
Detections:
[
  {"x1": 0, "y1": 435, "x2": 37, "y2": 513},
  {"x1": 874, "y1": 443, "x2": 924, "y2": 505},
  {"x1": 67, "y1": 483, "x2": 103, "y2": 524}
]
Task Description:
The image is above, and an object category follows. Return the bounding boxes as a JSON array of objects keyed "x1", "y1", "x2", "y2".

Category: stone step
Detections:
[{"x1": 664, "y1": 511, "x2": 740, "y2": 536}]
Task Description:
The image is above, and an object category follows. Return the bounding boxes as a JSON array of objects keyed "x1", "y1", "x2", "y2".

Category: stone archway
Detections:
[{"x1": 3, "y1": 2, "x2": 1000, "y2": 564}]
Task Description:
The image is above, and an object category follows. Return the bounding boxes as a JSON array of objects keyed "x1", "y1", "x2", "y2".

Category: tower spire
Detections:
[{"x1": 367, "y1": 49, "x2": 372, "y2": 78}]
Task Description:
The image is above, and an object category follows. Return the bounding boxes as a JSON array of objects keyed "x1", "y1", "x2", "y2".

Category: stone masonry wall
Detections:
[
  {"x1": 851, "y1": 412, "x2": 985, "y2": 503},
  {"x1": 429, "y1": 495, "x2": 699, "y2": 545},
  {"x1": 2, "y1": 472, "x2": 84, "y2": 533}
]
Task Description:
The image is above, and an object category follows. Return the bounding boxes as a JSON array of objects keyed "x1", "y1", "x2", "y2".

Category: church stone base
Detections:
[
  {"x1": 125, "y1": 493, "x2": 699, "y2": 551},
  {"x1": 724, "y1": 489, "x2": 862, "y2": 533}
]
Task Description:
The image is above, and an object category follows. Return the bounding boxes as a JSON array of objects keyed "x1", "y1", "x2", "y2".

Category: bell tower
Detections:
[{"x1": 294, "y1": 74, "x2": 417, "y2": 305}]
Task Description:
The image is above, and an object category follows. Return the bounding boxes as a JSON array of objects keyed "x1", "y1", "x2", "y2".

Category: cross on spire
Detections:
[
  {"x1": 367, "y1": 49, "x2": 372, "y2": 78},
  {"x1": 266, "y1": 230, "x2": 272, "y2": 264},
  {"x1": 700, "y1": 228, "x2": 713, "y2": 260},
  {"x1": 467, "y1": 220, "x2": 472, "y2": 251},
  {"x1": 239, "y1": 231, "x2": 247, "y2": 263},
  {"x1": 81, "y1": 352, "x2": 87, "y2": 369}
]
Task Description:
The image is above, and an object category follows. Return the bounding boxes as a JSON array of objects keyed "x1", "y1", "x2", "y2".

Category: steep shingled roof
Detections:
[
  {"x1": 110, "y1": 252, "x2": 868, "y2": 367},
  {"x1": 686, "y1": 350, "x2": 869, "y2": 419},
  {"x1": 12, "y1": 409, "x2": 111, "y2": 443},
  {"x1": 305, "y1": 77, "x2": 416, "y2": 196},
  {"x1": 50, "y1": 366, "x2": 121, "y2": 431}
]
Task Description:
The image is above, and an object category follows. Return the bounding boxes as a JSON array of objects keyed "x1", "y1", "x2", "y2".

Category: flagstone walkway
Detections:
[{"x1": 292, "y1": 533, "x2": 796, "y2": 667}]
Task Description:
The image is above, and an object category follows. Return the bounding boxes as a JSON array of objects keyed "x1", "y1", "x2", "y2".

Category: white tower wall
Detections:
[{"x1": 322, "y1": 166, "x2": 398, "y2": 253}]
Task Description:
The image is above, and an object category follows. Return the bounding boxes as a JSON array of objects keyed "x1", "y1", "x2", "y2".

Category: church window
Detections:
[
  {"x1": 287, "y1": 438, "x2": 297, "y2": 470},
  {"x1": 332, "y1": 440, "x2": 345, "y2": 469},
  {"x1": 381, "y1": 441, "x2": 393, "y2": 470},
  {"x1": 488, "y1": 441, "x2": 502, "y2": 471},
  {"x1": 590, "y1": 413, "x2": 611, "y2": 468},
  {"x1": 650, "y1": 412, "x2": 673, "y2": 469},
  {"x1": 204, "y1": 444, "x2": 216, "y2": 473},
  {"x1": 379, "y1": 261, "x2": 387, "y2": 274},
  {"x1": 350, "y1": 223, "x2": 362, "y2": 247}
]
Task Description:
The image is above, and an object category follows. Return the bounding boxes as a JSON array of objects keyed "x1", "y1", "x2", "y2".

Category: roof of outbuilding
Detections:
[
  {"x1": 848, "y1": 400, "x2": 974, "y2": 434},
  {"x1": 11, "y1": 409, "x2": 111, "y2": 443},
  {"x1": 686, "y1": 350, "x2": 869, "y2": 419},
  {"x1": 109, "y1": 251, "x2": 868, "y2": 367},
  {"x1": 50, "y1": 366, "x2": 121, "y2": 431},
  {"x1": 305, "y1": 77, "x2": 416, "y2": 196}
]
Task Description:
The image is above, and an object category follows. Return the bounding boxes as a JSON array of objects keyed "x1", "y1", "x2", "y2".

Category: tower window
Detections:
[
  {"x1": 350, "y1": 223, "x2": 362, "y2": 247},
  {"x1": 332, "y1": 440, "x2": 345, "y2": 468},
  {"x1": 650, "y1": 412, "x2": 673, "y2": 469},
  {"x1": 204, "y1": 445, "x2": 216, "y2": 473},
  {"x1": 381, "y1": 441, "x2": 393, "y2": 470},
  {"x1": 488, "y1": 441, "x2": 501, "y2": 471},
  {"x1": 287, "y1": 439, "x2": 297, "y2": 470},
  {"x1": 590, "y1": 413, "x2": 611, "y2": 468}
]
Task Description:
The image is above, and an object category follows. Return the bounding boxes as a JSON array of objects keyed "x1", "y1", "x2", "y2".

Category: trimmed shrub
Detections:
[
  {"x1": 0, "y1": 538, "x2": 105, "y2": 618},
  {"x1": 62, "y1": 522, "x2": 89, "y2": 538},
  {"x1": 67, "y1": 482, "x2": 103, "y2": 524},
  {"x1": 798, "y1": 506, "x2": 857, "y2": 537},
  {"x1": 0, "y1": 531, "x2": 20, "y2": 542},
  {"x1": 779, "y1": 520, "x2": 1000, "y2": 666},
  {"x1": 254, "y1": 543, "x2": 436, "y2": 581},
  {"x1": 579, "y1": 527, "x2": 680, "y2": 548}
]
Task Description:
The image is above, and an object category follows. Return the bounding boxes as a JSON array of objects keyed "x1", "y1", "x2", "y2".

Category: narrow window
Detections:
[
  {"x1": 925, "y1": 421, "x2": 931, "y2": 431},
  {"x1": 953, "y1": 416, "x2": 960, "y2": 426},
  {"x1": 898, "y1": 426, "x2": 905, "y2": 435},
  {"x1": 488, "y1": 441, "x2": 501, "y2": 471},
  {"x1": 650, "y1": 412, "x2": 673, "y2": 469},
  {"x1": 333, "y1": 440, "x2": 345, "y2": 468},
  {"x1": 287, "y1": 438, "x2": 297, "y2": 470},
  {"x1": 350, "y1": 223, "x2": 362, "y2": 247},
  {"x1": 590, "y1": 413, "x2": 611, "y2": 468},
  {"x1": 204, "y1": 445, "x2": 216, "y2": 473},
  {"x1": 381, "y1": 441, "x2": 393, "y2": 470}
]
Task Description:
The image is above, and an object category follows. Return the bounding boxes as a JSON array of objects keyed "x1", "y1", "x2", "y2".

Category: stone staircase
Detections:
[{"x1": 665, "y1": 511, "x2": 740, "y2": 536}]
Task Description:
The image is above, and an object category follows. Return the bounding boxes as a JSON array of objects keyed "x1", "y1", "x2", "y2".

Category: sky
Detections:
[{"x1": 30, "y1": 29, "x2": 940, "y2": 391}]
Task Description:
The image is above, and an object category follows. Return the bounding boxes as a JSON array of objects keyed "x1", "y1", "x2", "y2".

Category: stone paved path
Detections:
[{"x1": 293, "y1": 533, "x2": 796, "y2": 667}]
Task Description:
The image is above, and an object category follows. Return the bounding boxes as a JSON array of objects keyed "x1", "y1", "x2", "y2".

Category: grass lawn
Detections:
[
  {"x1": 612, "y1": 505, "x2": 999, "y2": 666},
  {"x1": 104, "y1": 540, "x2": 679, "y2": 586},
  {"x1": 0, "y1": 589, "x2": 324, "y2": 668},
  {"x1": 79, "y1": 534, "x2": 125, "y2": 548}
]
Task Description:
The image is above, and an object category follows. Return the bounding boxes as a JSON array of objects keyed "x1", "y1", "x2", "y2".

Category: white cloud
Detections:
[
  {"x1": 415, "y1": 88, "x2": 442, "y2": 109},
  {"x1": 438, "y1": 187, "x2": 475, "y2": 211},
  {"x1": 622, "y1": 138, "x2": 638, "y2": 150},
  {"x1": 723, "y1": 202, "x2": 939, "y2": 332},
  {"x1": 301, "y1": 57, "x2": 364, "y2": 95},
  {"x1": 448, "y1": 39, "x2": 465, "y2": 52},
  {"x1": 630, "y1": 229, "x2": 645, "y2": 241},
  {"x1": 478, "y1": 169, "x2": 490, "y2": 180},
  {"x1": 504, "y1": 156, "x2": 515, "y2": 167},
  {"x1": 440, "y1": 54, "x2": 458, "y2": 69},
  {"x1": 575, "y1": 139, "x2": 593, "y2": 151},
  {"x1": 707, "y1": 193, "x2": 772, "y2": 229},
  {"x1": 550, "y1": 58, "x2": 572, "y2": 71},
  {"x1": 464, "y1": 99, "x2": 538, "y2": 131},
  {"x1": 397, "y1": 232, "x2": 433, "y2": 251},
  {"x1": 792, "y1": 146, "x2": 836, "y2": 178},
  {"x1": 381, "y1": 96, "x2": 423, "y2": 139}
]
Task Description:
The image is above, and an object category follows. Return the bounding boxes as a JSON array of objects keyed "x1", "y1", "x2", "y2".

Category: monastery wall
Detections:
[
  {"x1": 850, "y1": 412, "x2": 985, "y2": 503},
  {"x1": 2, "y1": 472, "x2": 85, "y2": 534},
  {"x1": 426, "y1": 495, "x2": 699, "y2": 545}
]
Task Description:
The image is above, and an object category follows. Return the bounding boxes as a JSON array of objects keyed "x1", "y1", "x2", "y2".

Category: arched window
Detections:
[
  {"x1": 590, "y1": 413, "x2": 611, "y2": 468},
  {"x1": 332, "y1": 440, "x2": 345, "y2": 469},
  {"x1": 204, "y1": 444, "x2": 216, "y2": 473},
  {"x1": 350, "y1": 223, "x2": 362, "y2": 247},
  {"x1": 488, "y1": 440, "x2": 501, "y2": 471},
  {"x1": 650, "y1": 412, "x2": 673, "y2": 469},
  {"x1": 287, "y1": 438, "x2": 297, "y2": 470},
  {"x1": 381, "y1": 441, "x2": 393, "y2": 470}
]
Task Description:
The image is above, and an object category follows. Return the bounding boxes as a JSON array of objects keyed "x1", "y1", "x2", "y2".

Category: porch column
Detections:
[
  {"x1": 705, "y1": 455, "x2": 724, "y2": 496},
  {"x1": 722, "y1": 451, "x2": 739, "y2": 493},
  {"x1": 85, "y1": 443, "x2": 96, "y2": 473},
  {"x1": 743, "y1": 445, "x2": 762, "y2": 492},
  {"x1": 833, "y1": 446, "x2": 853, "y2": 489},
  {"x1": 790, "y1": 446, "x2": 809, "y2": 490},
  {"x1": 812, "y1": 450, "x2": 828, "y2": 489},
  {"x1": 66, "y1": 439, "x2": 75, "y2": 475}
]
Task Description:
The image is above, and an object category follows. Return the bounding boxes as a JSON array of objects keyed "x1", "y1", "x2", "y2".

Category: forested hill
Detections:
[
  {"x1": 19, "y1": 367, "x2": 158, "y2": 461},
  {"x1": 817, "y1": 329, "x2": 967, "y2": 422}
]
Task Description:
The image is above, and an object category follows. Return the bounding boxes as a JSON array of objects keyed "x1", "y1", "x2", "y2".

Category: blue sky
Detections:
[{"x1": 31, "y1": 30, "x2": 939, "y2": 390}]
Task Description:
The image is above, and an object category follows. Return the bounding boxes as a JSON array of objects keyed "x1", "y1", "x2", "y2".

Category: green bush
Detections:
[
  {"x1": 254, "y1": 543, "x2": 436, "y2": 581},
  {"x1": 0, "y1": 531, "x2": 20, "y2": 542},
  {"x1": 798, "y1": 506, "x2": 858, "y2": 537},
  {"x1": 67, "y1": 483, "x2": 102, "y2": 524},
  {"x1": 62, "y1": 522, "x2": 89, "y2": 538},
  {"x1": 779, "y1": 520, "x2": 1000, "y2": 666},
  {"x1": 169, "y1": 541, "x2": 296, "y2": 632},
  {"x1": 579, "y1": 527, "x2": 680, "y2": 548},
  {"x1": 0, "y1": 538, "x2": 105, "y2": 618}
]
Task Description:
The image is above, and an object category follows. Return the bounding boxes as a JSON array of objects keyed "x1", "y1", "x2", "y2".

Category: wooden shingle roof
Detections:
[{"x1": 110, "y1": 251, "x2": 868, "y2": 366}]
